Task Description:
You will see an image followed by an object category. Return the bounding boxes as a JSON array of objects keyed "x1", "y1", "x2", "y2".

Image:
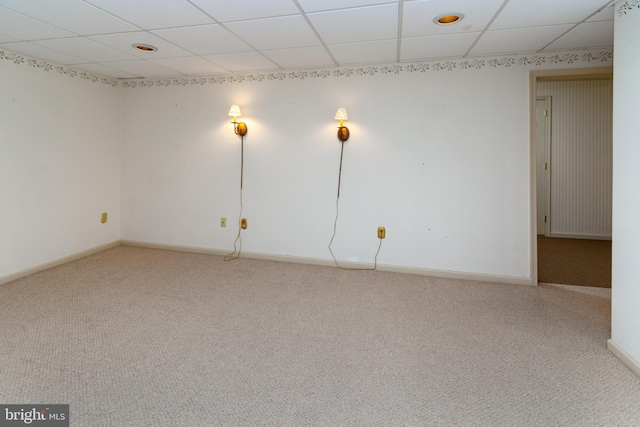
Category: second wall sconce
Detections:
[
  {"x1": 328, "y1": 107, "x2": 383, "y2": 270},
  {"x1": 224, "y1": 104, "x2": 249, "y2": 262},
  {"x1": 228, "y1": 104, "x2": 248, "y2": 137},
  {"x1": 335, "y1": 108, "x2": 349, "y2": 142}
]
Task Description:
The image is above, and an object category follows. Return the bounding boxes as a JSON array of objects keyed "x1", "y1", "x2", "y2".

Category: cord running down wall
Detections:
[
  {"x1": 328, "y1": 108, "x2": 383, "y2": 270},
  {"x1": 224, "y1": 105, "x2": 248, "y2": 262}
]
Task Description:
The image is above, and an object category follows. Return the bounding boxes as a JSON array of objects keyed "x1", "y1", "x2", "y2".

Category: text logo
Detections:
[{"x1": 0, "y1": 405, "x2": 68, "y2": 427}]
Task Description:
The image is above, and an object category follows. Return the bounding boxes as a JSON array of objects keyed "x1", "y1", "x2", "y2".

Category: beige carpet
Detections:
[
  {"x1": 538, "y1": 235, "x2": 612, "y2": 288},
  {"x1": 1, "y1": 246, "x2": 639, "y2": 426}
]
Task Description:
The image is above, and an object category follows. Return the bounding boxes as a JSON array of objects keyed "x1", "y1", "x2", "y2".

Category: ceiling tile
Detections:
[
  {"x1": 33, "y1": 37, "x2": 138, "y2": 62},
  {"x1": 203, "y1": 52, "x2": 278, "y2": 72},
  {"x1": 71, "y1": 62, "x2": 138, "y2": 78},
  {"x1": 84, "y1": 0, "x2": 213, "y2": 29},
  {"x1": 490, "y1": 0, "x2": 613, "y2": 30},
  {"x1": 188, "y1": 0, "x2": 300, "y2": 23},
  {"x1": 328, "y1": 39, "x2": 397, "y2": 65},
  {"x1": 308, "y1": 4, "x2": 398, "y2": 45},
  {"x1": 0, "y1": 6, "x2": 75, "y2": 40},
  {"x1": 151, "y1": 24, "x2": 252, "y2": 55},
  {"x1": 224, "y1": 15, "x2": 321, "y2": 50},
  {"x1": 402, "y1": 0, "x2": 505, "y2": 37},
  {"x1": 0, "y1": 0, "x2": 620, "y2": 79},
  {"x1": 587, "y1": 2, "x2": 615, "y2": 22},
  {"x1": 89, "y1": 32, "x2": 193, "y2": 59},
  {"x1": 97, "y1": 60, "x2": 181, "y2": 77},
  {"x1": 545, "y1": 21, "x2": 613, "y2": 51},
  {"x1": 0, "y1": 42, "x2": 86, "y2": 64},
  {"x1": 0, "y1": 0, "x2": 138, "y2": 36},
  {"x1": 297, "y1": 0, "x2": 395, "y2": 13},
  {"x1": 400, "y1": 32, "x2": 480, "y2": 62},
  {"x1": 469, "y1": 25, "x2": 575, "y2": 56},
  {"x1": 263, "y1": 46, "x2": 336, "y2": 69},
  {"x1": 0, "y1": 33, "x2": 20, "y2": 43},
  {"x1": 149, "y1": 56, "x2": 228, "y2": 75}
]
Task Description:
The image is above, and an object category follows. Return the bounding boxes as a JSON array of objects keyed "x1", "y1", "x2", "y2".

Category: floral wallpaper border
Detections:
[
  {"x1": 1, "y1": 48, "x2": 611, "y2": 89},
  {"x1": 617, "y1": 0, "x2": 640, "y2": 16},
  {"x1": 121, "y1": 50, "x2": 612, "y2": 89},
  {"x1": 0, "y1": 50, "x2": 119, "y2": 87}
]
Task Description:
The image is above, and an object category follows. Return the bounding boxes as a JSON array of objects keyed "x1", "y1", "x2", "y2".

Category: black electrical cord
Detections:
[
  {"x1": 224, "y1": 135, "x2": 244, "y2": 262},
  {"x1": 328, "y1": 141, "x2": 383, "y2": 271}
]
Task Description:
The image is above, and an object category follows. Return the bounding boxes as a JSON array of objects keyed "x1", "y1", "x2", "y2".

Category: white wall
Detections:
[
  {"x1": 610, "y1": 1, "x2": 640, "y2": 372},
  {"x1": 120, "y1": 53, "x2": 611, "y2": 283},
  {"x1": 0, "y1": 57, "x2": 122, "y2": 280},
  {"x1": 0, "y1": 48, "x2": 613, "y2": 285}
]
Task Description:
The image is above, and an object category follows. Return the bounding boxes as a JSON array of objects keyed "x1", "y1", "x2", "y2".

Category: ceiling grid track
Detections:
[
  {"x1": 396, "y1": 0, "x2": 404, "y2": 63},
  {"x1": 0, "y1": 0, "x2": 616, "y2": 79},
  {"x1": 292, "y1": 0, "x2": 340, "y2": 68},
  {"x1": 463, "y1": 0, "x2": 510, "y2": 58},
  {"x1": 537, "y1": 0, "x2": 617, "y2": 53}
]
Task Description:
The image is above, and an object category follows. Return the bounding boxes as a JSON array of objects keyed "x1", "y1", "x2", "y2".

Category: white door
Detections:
[{"x1": 536, "y1": 97, "x2": 551, "y2": 235}]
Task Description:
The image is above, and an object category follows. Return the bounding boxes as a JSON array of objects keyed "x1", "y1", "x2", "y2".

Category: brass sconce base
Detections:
[
  {"x1": 337, "y1": 126, "x2": 349, "y2": 142},
  {"x1": 234, "y1": 122, "x2": 248, "y2": 136}
]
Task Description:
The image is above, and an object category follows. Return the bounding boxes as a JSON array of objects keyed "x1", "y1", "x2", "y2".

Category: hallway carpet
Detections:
[{"x1": 538, "y1": 235, "x2": 611, "y2": 288}]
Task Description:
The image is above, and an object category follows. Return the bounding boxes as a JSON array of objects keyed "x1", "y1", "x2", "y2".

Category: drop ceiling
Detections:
[{"x1": 0, "y1": 0, "x2": 616, "y2": 79}]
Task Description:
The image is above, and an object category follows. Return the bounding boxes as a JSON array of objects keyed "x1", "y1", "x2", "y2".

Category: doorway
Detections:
[{"x1": 530, "y1": 68, "x2": 613, "y2": 287}]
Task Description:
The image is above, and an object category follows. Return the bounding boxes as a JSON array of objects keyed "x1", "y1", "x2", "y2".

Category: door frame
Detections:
[
  {"x1": 528, "y1": 67, "x2": 613, "y2": 285},
  {"x1": 536, "y1": 95, "x2": 552, "y2": 237}
]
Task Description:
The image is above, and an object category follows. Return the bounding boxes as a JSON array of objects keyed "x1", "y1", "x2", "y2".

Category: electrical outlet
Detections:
[
  {"x1": 241, "y1": 218, "x2": 248, "y2": 229},
  {"x1": 377, "y1": 226, "x2": 386, "y2": 239},
  {"x1": 221, "y1": 218, "x2": 227, "y2": 227},
  {"x1": 101, "y1": 212, "x2": 108, "y2": 224}
]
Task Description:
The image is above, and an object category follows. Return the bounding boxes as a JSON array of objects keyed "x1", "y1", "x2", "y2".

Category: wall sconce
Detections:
[
  {"x1": 335, "y1": 108, "x2": 349, "y2": 142},
  {"x1": 224, "y1": 104, "x2": 249, "y2": 262},
  {"x1": 228, "y1": 104, "x2": 248, "y2": 137},
  {"x1": 328, "y1": 107, "x2": 384, "y2": 270}
]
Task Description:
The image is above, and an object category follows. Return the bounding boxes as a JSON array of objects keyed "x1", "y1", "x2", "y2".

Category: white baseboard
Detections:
[
  {"x1": 374, "y1": 264, "x2": 532, "y2": 286},
  {"x1": 0, "y1": 240, "x2": 121, "y2": 286},
  {"x1": 121, "y1": 240, "x2": 533, "y2": 286},
  {"x1": 548, "y1": 232, "x2": 612, "y2": 241},
  {"x1": 2, "y1": 239, "x2": 534, "y2": 287},
  {"x1": 607, "y1": 339, "x2": 640, "y2": 378},
  {"x1": 121, "y1": 240, "x2": 229, "y2": 256}
]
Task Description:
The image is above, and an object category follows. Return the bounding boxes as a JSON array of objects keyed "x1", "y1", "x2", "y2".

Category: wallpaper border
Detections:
[
  {"x1": 617, "y1": 0, "x2": 640, "y2": 16},
  {"x1": 1, "y1": 48, "x2": 612, "y2": 89},
  {"x1": 120, "y1": 50, "x2": 612, "y2": 89},
  {"x1": 0, "y1": 50, "x2": 119, "y2": 87}
]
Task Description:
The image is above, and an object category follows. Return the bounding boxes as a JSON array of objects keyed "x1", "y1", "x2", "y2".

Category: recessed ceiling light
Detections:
[
  {"x1": 132, "y1": 44, "x2": 158, "y2": 52},
  {"x1": 434, "y1": 13, "x2": 465, "y2": 25}
]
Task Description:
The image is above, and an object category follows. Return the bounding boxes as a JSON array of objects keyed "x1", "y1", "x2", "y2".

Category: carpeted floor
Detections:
[
  {"x1": 1, "y1": 246, "x2": 638, "y2": 426},
  {"x1": 538, "y1": 235, "x2": 612, "y2": 288}
]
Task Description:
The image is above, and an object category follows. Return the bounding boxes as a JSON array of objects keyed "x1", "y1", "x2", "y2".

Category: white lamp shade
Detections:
[
  {"x1": 228, "y1": 104, "x2": 242, "y2": 117},
  {"x1": 334, "y1": 108, "x2": 348, "y2": 121}
]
